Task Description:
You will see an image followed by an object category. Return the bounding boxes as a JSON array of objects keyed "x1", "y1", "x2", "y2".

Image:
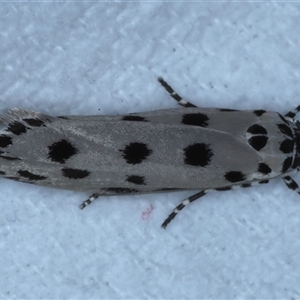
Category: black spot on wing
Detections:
[
  {"x1": 120, "y1": 142, "x2": 152, "y2": 165},
  {"x1": 7, "y1": 121, "x2": 27, "y2": 135},
  {"x1": 277, "y1": 123, "x2": 293, "y2": 138},
  {"x1": 219, "y1": 108, "x2": 239, "y2": 112},
  {"x1": 6, "y1": 176, "x2": 22, "y2": 181},
  {"x1": 23, "y1": 118, "x2": 45, "y2": 127},
  {"x1": 280, "y1": 139, "x2": 294, "y2": 154},
  {"x1": 156, "y1": 188, "x2": 183, "y2": 191},
  {"x1": 126, "y1": 175, "x2": 146, "y2": 185},
  {"x1": 17, "y1": 170, "x2": 47, "y2": 181},
  {"x1": 122, "y1": 115, "x2": 147, "y2": 122},
  {"x1": 62, "y1": 168, "x2": 90, "y2": 179},
  {"x1": 247, "y1": 124, "x2": 268, "y2": 135},
  {"x1": 105, "y1": 187, "x2": 139, "y2": 194},
  {"x1": 248, "y1": 136, "x2": 268, "y2": 151},
  {"x1": 183, "y1": 143, "x2": 213, "y2": 167},
  {"x1": 0, "y1": 135, "x2": 12, "y2": 148},
  {"x1": 0, "y1": 155, "x2": 21, "y2": 161},
  {"x1": 258, "y1": 163, "x2": 272, "y2": 174},
  {"x1": 241, "y1": 183, "x2": 252, "y2": 188},
  {"x1": 215, "y1": 186, "x2": 232, "y2": 191},
  {"x1": 253, "y1": 110, "x2": 266, "y2": 117},
  {"x1": 259, "y1": 180, "x2": 269, "y2": 184},
  {"x1": 181, "y1": 113, "x2": 209, "y2": 127},
  {"x1": 48, "y1": 139, "x2": 78, "y2": 164},
  {"x1": 282, "y1": 156, "x2": 293, "y2": 173},
  {"x1": 224, "y1": 171, "x2": 246, "y2": 183}
]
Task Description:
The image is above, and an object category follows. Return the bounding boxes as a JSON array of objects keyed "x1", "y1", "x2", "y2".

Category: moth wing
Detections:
[{"x1": 0, "y1": 108, "x2": 290, "y2": 195}]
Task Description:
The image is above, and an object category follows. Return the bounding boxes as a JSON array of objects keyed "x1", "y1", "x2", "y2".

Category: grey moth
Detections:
[{"x1": 1, "y1": 77, "x2": 300, "y2": 228}]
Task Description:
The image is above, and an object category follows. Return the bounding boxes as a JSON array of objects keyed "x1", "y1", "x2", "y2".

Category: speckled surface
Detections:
[{"x1": 0, "y1": 2, "x2": 300, "y2": 299}]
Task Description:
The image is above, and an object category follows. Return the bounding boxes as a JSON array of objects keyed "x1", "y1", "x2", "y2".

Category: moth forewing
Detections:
[{"x1": 1, "y1": 77, "x2": 300, "y2": 228}]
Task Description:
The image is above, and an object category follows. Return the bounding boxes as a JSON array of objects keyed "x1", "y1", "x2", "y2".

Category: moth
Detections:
[{"x1": 1, "y1": 77, "x2": 300, "y2": 228}]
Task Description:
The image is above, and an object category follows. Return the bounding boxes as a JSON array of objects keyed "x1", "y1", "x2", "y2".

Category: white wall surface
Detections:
[{"x1": 0, "y1": 2, "x2": 300, "y2": 299}]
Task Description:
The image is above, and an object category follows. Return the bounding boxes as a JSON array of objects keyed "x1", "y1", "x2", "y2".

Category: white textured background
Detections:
[{"x1": 0, "y1": 2, "x2": 300, "y2": 299}]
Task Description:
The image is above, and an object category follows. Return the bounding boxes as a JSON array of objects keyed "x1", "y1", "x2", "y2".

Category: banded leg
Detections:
[
  {"x1": 79, "y1": 193, "x2": 100, "y2": 209},
  {"x1": 283, "y1": 176, "x2": 300, "y2": 194},
  {"x1": 161, "y1": 190, "x2": 207, "y2": 229},
  {"x1": 158, "y1": 77, "x2": 197, "y2": 108},
  {"x1": 285, "y1": 105, "x2": 300, "y2": 118}
]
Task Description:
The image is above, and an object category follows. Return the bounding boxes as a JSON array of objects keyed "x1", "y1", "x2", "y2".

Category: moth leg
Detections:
[
  {"x1": 282, "y1": 176, "x2": 300, "y2": 194},
  {"x1": 79, "y1": 193, "x2": 100, "y2": 209},
  {"x1": 158, "y1": 77, "x2": 197, "y2": 108},
  {"x1": 161, "y1": 190, "x2": 207, "y2": 229},
  {"x1": 285, "y1": 105, "x2": 300, "y2": 118}
]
